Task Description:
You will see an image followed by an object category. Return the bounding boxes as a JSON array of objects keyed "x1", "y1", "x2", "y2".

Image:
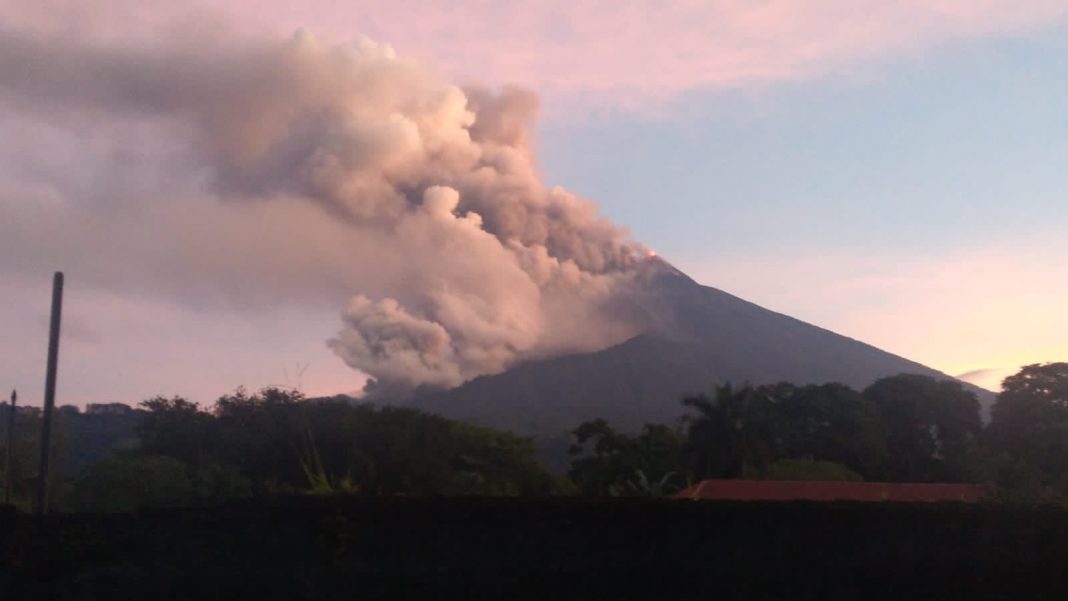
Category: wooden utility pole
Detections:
[
  {"x1": 3, "y1": 389, "x2": 15, "y2": 505},
  {"x1": 35, "y1": 272, "x2": 63, "y2": 515}
]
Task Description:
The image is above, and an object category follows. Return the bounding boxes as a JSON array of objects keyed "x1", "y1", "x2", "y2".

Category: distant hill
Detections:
[{"x1": 409, "y1": 258, "x2": 994, "y2": 444}]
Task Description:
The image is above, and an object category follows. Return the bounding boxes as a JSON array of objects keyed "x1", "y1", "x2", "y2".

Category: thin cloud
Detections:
[
  {"x1": 955, "y1": 368, "x2": 998, "y2": 382},
  {"x1": 5, "y1": 1, "x2": 1067, "y2": 112}
]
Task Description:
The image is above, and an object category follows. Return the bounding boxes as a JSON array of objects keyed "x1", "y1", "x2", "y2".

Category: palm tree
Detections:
[{"x1": 682, "y1": 384, "x2": 774, "y2": 479}]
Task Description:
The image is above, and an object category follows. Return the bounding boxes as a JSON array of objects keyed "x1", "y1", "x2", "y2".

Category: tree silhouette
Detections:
[
  {"x1": 987, "y1": 363, "x2": 1068, "y2": 494},
  {"x1": 681, "y1": 384, "x2": 775, "y2": 479},
  {"x1": 863, "y1": 374, "x2": 981, "y2": 482},
  {"x1": 568, "y1": 419, "x2": 685, "y2": 495},
  {"x1": 772, "y1": 383, "x2": 886, "y2": 479}
]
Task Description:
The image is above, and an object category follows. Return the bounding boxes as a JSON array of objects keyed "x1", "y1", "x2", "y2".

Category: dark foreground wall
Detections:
[{"x1": 1, "y1": 498, "x2": 1067, "y2": 600}]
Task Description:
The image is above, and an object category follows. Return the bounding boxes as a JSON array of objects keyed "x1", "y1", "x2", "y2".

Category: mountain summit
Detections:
[{"x1": 410, "y1": 258, "x2": 992, "y2": 442}]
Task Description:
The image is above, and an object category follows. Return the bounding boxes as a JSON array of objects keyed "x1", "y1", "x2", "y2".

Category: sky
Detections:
[{"x1": 1, "y1": 0, "x2": 1066, "y2": 405}]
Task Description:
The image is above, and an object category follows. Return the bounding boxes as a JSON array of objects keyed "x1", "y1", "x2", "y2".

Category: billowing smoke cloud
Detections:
[{"x1": 0, "y1": 27, "x2": 652, "y2": 393}]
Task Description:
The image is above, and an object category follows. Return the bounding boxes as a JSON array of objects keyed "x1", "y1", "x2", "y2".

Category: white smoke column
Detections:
[{"x1": 0, "y1": 28, "x2": 648, "y2": 393}]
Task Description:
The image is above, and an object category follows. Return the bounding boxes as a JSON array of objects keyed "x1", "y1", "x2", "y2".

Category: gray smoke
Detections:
[{"x1": 0, "y1": 27, "x2": 651, "y2": 393}]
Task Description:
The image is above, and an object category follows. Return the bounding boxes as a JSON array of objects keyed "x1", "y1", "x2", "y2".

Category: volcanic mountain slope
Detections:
[{"x1": 409, "y1": 259, "x2": 993, "y2": 439}]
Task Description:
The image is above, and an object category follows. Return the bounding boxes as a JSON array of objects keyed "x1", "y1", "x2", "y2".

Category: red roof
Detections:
[{"x1": 673, "y1": 480, "x2": 988, "y2": 503}]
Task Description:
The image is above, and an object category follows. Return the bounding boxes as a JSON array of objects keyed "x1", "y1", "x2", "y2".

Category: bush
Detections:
[{"x1": 67, "y1": 455, "x2": 250, "y2": 512}]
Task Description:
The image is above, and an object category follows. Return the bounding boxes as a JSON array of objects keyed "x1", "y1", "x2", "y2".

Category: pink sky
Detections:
[
  {"x1": 7, "y1": 1, "x2": 1068, "y2": 111},
  {"x1": 686, "y1": 234, "x2": 1068, "y2": 392}
]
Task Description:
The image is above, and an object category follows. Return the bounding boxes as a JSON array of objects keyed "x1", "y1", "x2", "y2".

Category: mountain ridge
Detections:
[{"x1": 407, "y1": 258, "x2": 994, "y2": 440}]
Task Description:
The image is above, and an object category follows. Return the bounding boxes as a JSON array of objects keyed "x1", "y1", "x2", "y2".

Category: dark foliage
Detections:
[
  {"x1": 986, "y1": 363, "x2": 1068, "y2": 495},
  {"x1": 681, "y1": 384, "x2": 778, "y2": 479},
  {"x1": 65, "y1": 455, "x2": 251, "y2": 513},
  {"x1": 5, "y1": 364, "x2": 1065, "y2": 512},
  {"x1": 568, "y1": 419, "x2": 685, "y2": 496},
  {"x1": 573, "y1": 375, "x2": 990, "y2": 491},
  {"x1": 863, "y1": 374, "x2": 983, "y2": 482},
  {"x1": 674, "y1": 383, "x2": 884, "y2": 481},
  {"x1": 771, "y1": 383, "x2": 886, "y2": 478},
  {"x1": 126, "y1": 387, "x2": 562, "y2": 505}
]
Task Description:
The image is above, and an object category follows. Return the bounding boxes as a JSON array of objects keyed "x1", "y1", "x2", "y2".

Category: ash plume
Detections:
[{"x1": 0, "y1": 27, "x2": 652, "y2": 394}]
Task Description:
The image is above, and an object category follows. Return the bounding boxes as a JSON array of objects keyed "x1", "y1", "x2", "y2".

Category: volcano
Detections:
[{"x1": 408, "y1": 258, "x2": 993, "y2": 448}]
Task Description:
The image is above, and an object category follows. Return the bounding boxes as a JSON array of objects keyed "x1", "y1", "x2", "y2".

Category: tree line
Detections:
[
  {"x1": 569, "y1": 363, "x2": 1068, "y2": 500},
  {"x1": 1, "y1": 362, "x2": 1066, "y2": 511},
  {"x1": 1, "y1": 389, "x2": 567, "y2": 512}
]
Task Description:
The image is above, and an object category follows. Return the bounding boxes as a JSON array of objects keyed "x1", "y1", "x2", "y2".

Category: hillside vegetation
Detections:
[{"x1": 1, "y1": 363, "x2": 1065, "y2": 511}]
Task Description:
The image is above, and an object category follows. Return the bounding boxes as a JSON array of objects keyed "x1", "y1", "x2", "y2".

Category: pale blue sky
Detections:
[
  {"x1": 535, "y1": 26, "x2": 1068, "y2": 389},
  {"x1": 541, "y1": 25, "x2": 1068, "y2": 260}
]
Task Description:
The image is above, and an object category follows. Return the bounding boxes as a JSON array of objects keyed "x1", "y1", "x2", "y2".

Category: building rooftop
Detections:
[{"x1": 673, "y1": 480, "x2": 989, "y2": 503}]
